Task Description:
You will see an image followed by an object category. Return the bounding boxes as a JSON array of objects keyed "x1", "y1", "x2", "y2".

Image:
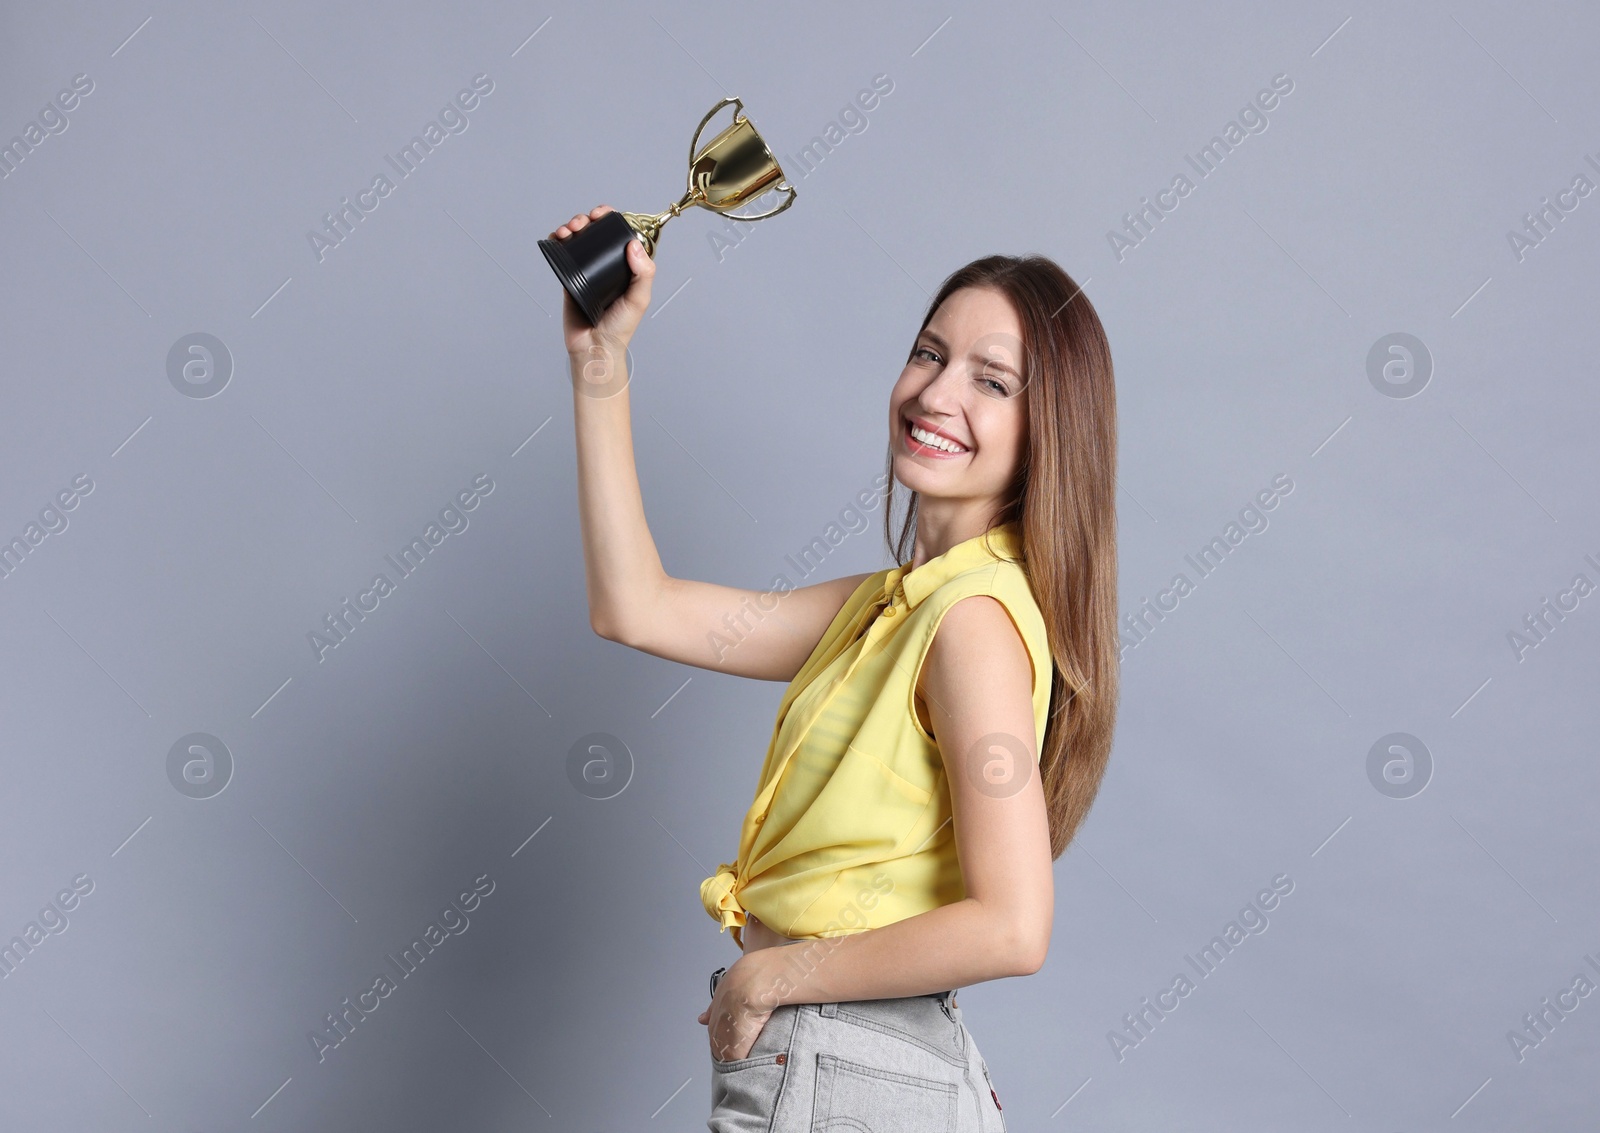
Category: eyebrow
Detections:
[{"x1": 918, "y1": 329, "x2": 1022, "y2": 379}]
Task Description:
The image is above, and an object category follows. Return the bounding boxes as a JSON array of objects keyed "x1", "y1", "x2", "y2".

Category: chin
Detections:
[{"x1": 891, "y1": 461, "x2": 948, "y2": 495}]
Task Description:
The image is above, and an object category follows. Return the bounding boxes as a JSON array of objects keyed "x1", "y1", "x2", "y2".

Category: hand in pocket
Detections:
[{"x1": 698, "y1": 957, "x2": 776, "y2": 1062}]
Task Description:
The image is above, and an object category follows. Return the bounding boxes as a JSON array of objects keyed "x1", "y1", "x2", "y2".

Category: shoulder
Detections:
[
  {"x1": 914, "y1": 561, "x2": 1050, "y2": 693},
  {"x1": 921, "y1": 592, "x2": 1032, "y2": 678},
  {"x1": 921, "y1": 559, "x2": 1046, "y2": 643},
  {"x1": 914, "y1": 593, "x2": 1038, "y2": 746}
]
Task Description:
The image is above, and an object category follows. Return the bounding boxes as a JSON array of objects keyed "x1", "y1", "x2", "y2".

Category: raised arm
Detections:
[{"x1": 553, "y1": 205, "x2": 876, "y2": 683}]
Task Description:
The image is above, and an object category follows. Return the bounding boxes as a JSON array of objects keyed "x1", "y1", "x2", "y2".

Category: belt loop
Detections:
[{"x1": 820, "y1": 1001, "x2": 839, "y2": 1018}]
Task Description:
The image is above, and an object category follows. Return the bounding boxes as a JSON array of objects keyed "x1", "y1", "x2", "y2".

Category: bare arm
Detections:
[
  {"x1": 706, "y1": 594, "x2": 1052, "y2": 1054},
  {"x1": 554, "y1": 205, "x2": 878, "y2": 683},
  {"x1": 612, "y1": 571, "x2": 880, "y2": 681}
]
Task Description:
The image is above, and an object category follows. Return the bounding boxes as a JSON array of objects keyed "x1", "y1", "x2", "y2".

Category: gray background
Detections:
[{"x1": 1, "y1": 0, "x2": 1596, "y2": 1129}]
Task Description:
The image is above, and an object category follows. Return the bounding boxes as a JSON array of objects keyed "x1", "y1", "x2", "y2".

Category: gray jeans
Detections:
[{"x1": 706, "y1": 967, "x2": 1007, "y2": 1132}]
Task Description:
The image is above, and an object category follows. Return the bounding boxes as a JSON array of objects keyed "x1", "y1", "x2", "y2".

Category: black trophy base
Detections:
[{"x1": 539, "y1": 210, "x2": 639, "y2": 326}]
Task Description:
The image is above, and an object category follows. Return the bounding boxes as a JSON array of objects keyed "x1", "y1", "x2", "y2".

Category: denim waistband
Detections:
[{"x1": 710, "y1": 965, "x2": 953, "y2": 1003}]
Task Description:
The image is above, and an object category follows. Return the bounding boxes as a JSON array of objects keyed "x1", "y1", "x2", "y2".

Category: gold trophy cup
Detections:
[{"x1": 540, "y1": 96, "x2": 797, "y2": 324}]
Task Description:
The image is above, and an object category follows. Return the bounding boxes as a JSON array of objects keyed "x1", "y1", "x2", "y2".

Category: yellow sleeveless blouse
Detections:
[{"x1": 698, "y1": 520, "x2": 1053, "y2": 948}]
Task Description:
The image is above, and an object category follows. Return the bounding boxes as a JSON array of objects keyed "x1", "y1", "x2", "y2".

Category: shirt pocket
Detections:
[{"x1": 848, "y1": 740, "x2": 935, "y2": 808}]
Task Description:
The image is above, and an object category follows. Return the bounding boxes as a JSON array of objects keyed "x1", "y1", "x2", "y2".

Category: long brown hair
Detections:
[{"x1": 884, "y1": 255, "x2": 1119, "y2": 860}]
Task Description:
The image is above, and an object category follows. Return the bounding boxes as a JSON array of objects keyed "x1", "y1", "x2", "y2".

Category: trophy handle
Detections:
[
  {"x1": 689, "y1": 95, "x2": 744, "y2": 166},
  {"x1": 686, "y1": 94, "x2": 798, "y2": 222},
  {"x1": 719, "y1": 181, "x2": 798, "y2": 222}
]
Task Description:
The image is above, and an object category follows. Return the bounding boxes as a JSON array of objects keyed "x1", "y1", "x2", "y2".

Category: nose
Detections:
[{"x1": 915, "y1": 362, "x2": 966, "y2": 418}]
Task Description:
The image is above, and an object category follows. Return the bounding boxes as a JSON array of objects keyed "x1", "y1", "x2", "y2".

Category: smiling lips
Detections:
[{"x1": 904, "y1": 415, "x2": 970, "y2": 457}]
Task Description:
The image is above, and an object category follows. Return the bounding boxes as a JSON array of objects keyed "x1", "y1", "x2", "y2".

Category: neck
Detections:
[{"x1": 908, "y1": 504, "x2": 1008, "y2": 570}]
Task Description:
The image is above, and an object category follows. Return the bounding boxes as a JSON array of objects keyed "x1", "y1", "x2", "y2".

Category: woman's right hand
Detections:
[{"x1": 549, "y1": 204, "x2": 657, "y2": 361}]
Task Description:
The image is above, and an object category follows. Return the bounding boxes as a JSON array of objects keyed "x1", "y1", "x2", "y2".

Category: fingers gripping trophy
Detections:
[{"x1": 539, "y1": 96, "x2": 797, "y2": 326}]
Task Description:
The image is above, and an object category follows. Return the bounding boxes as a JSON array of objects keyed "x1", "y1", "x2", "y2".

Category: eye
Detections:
[
  {"x1": 912, "y1": 345, "x2": 941, "y2": 364},
  {"x1": 980, "y1": 376, "x2": 1009, "y2": 395}
]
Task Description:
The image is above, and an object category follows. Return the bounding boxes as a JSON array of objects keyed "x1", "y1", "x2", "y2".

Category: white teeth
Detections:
[{"x1": 909, "y1": 422, "x2": 966, "y2": 453}]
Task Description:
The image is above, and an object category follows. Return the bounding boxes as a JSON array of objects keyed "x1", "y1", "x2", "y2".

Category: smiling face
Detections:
[{"x1": 889, "y1": 285, "x2": 1029, "y2": 517}]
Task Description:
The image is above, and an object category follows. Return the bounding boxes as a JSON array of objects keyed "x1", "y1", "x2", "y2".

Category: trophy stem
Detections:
[{"x1": 622, "y1": 185, "x2": 706, "y2": 258}]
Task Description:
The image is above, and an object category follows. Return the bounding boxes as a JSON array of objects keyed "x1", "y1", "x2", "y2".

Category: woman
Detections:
[{"x1": 549, "y1": 205, "x2": 1119, "y2": 1132}]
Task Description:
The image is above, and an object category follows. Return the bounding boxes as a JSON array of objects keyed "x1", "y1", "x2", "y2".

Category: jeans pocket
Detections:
[
  {"x1": 708, "y1": 1008, "x2": 794, "y2": 1133},
  {"x1": 711, "y1": 1045, "x2": 787, "y2": 1072},
  {"x1": 711, "y1": 1003, "x2": 796, "y2": 1069},
  {"x1": 708, "y1": 1054, "x2": 789, "y2": 1133},
  {"x1": 811, "y1": 1053, "x2": 959, "y2": 1133}
]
